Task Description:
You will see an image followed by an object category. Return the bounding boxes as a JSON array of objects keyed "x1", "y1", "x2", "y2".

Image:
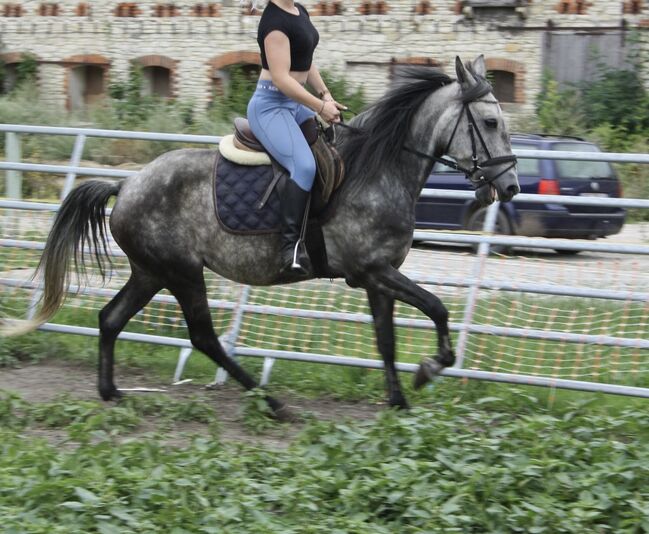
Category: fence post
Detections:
[
  {"x1": 62, "y1": 133, "x2": 87, "y2": 199},
  {"x1": 210, "y1": 284, "x2": 251, "y2": 386},
  {"x1": 5, "y1": 132, "x2": 22, "y2": 199},
  {"x1": 454, "y1": 201, "x2": 500, "y2": 369}
]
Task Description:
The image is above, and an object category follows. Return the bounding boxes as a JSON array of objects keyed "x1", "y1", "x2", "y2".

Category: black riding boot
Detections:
[{"x1": 279, "y1": 179, "x2": 312, "y2": 276}]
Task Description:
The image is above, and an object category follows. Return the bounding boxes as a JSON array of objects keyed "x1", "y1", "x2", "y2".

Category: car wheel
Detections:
[{"x1": 467, "y1": 207, "x2": 513, "y2": 255}]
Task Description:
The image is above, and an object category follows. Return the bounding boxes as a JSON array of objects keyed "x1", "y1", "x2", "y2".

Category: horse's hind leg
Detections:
[
  {"x1": 366, "y1": 288, "x2": 408, "y2": 409},
  {"x1": 98, "y1": 271, "x2": 162, "y2": 400},
  {"x1": 167, "y1": 274, "x2": 290, "y2": 419}
]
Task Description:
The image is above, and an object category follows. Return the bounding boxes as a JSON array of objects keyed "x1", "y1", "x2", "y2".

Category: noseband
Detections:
[{"x1": 405, "y1": 99, "x2": 518, "y2": 190}]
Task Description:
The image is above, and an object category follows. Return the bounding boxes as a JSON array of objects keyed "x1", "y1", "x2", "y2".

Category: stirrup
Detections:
[
  {"x1": 291, "y1": 241, "x2": 302, "y2": 270},
  {"x1": 282, "y1": 240, "x2": 311, "y2": 276}
]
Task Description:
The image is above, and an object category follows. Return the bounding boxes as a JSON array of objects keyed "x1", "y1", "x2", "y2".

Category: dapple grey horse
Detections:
[{"x1": 4, "y1": 56, "x2": 519, "y2": 417}]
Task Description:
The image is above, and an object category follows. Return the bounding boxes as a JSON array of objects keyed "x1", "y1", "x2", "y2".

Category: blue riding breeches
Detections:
[{"x1": 247, "y1": 80, "x2": 316, "y2": 192}]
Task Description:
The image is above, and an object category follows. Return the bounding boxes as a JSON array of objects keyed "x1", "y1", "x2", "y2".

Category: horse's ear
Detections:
[
  {"x1": 471, "y1": 55, "x2": 487, "y2": 78},
  {"x1": 455, "y1": 56, "x2": 468, "y2": 84}
]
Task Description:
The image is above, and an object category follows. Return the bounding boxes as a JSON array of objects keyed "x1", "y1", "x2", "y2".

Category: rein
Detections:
[{"x1": 404, "y1": 99, "x2": 517, "y2": 190}]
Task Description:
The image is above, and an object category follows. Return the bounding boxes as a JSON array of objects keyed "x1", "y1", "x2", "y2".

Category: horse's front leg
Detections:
[
  {"x1": 361, "y1": 266, "x2": 455, "y2": 389},
  {"x1": 366, "y1": 288, "x2": 408, "y2": 409}
]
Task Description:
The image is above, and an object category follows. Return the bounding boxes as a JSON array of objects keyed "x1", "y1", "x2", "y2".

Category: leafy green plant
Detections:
[
  {"x1": 0, "y1": 52, "x2": 38, "y2": 96},
  {"x1": 107, "y1": 66, "x2": 156, "y2": 127},
  {"x1": 320, "y1": 68, "x2": 367, "y2": 117},
  {"x1": 241, "y1": 387, "x2": 282, "y2": 433},
  {"x1": 0, "y1": 335, "x2": 53, "y2": 368},
  {"x1": 2, "y1": 396, "x2": 649, "y2": 532},
  {"x1": 15, "y1": 53, "x2": 38, "y2": 88},
  {"x1": 209, "y1": 63, "x2": 260, "y2": 122},
  {"x1": 535, "y1": 73, "x2": 586, "y2": 136}
]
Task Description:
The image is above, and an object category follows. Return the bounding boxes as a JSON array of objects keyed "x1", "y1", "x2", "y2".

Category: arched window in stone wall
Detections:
[
  {"x1": 2, "y1": 3, "x2": 23, "y2": 16},
  {"x1": 312, "y1": 1, "x2": 343, "y2": 16},
  {"x1": 192, "y1": 3, "x2": 220, "y2": 16},
  {"x1": 623, "y1": 0, "x2": 644, "y2": 14},
  {"x1": 207, "y1": 52, "x2": 261, "y2": 104},
  {"x1": 358, "y1": 1, "x2": 389, "y2": 15},
  {"x1": 115, "y1": 3, "x2": 140, "y2": 17},
  {"x1": 0, "y1": 63, "x2": 19, "y2": 94},
  {"x1": 153, "y1": 3, "x2": 179, "y2": 17},
  {"x1": 133, "y1": 55, "x2": 177, "y2": 99},
  {"x1": 63, "y1": 55, "x2": 110, "y2": 110},
  {"x1": 75, "y1": 3, "x2": 91, "y2": 16},
  {"x1": 0, "y1": 52, "x2": 39, "y2": 94},
  {"x1": 485, "y1": 58, "x2": 525, "y2": 105},
  {"x1": 143, "y1": 66, "x2": 172, "y2": 97},
  {"x1": 555, "y1": 0, "x2": 588, "y2": 14},
  {"x1": 414, "y1": 0, "x2": 432, "y2": 15},
  {"x1": 38, "y1": 3, "x2": 60, "y2": 16},
  {"x1": 490, "y1": 70, "x2": 515, "y2": 103}
]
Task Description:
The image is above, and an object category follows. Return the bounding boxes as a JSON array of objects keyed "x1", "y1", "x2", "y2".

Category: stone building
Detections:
[{"x1": 0, "y1": 0, "x2": 647, "y2": 120}]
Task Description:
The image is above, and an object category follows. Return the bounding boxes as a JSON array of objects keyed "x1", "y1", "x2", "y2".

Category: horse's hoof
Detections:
[
  {"x1": 272, "y1": 404, "x2": 301, "y2": 423},
  {"x1": 413, "y1": 357, "x2": 444, "y2": 390},
  {"x1": 390, "y1": 398, "x2": 410, "y2": 410},
  {"x1": 99, "y1": 387, "x2": 123, "y2": 402}
]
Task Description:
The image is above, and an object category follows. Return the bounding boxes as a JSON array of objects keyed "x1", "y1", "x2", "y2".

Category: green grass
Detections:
[
  {"x1": 2, "y1": 308, "x2": 649, "y2": 532},
  {"x1": 1, "y1": 387, "x2": 649, "y2": 533}
]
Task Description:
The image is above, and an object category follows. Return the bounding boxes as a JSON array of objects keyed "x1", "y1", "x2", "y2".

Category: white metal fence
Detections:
[{"x1": 1, "y1": 124, "x2": 648, "y2": 398}]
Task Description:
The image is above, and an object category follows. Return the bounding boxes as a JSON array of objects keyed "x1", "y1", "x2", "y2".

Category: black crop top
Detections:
[{"x1": 257, "y1": 2, "x2": 319, "y2": 72}]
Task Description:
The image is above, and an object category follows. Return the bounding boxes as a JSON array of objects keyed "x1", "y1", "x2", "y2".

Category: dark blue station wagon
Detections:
[{"x1": 415, "y1": 134, "x2": 626, "y2": 252}]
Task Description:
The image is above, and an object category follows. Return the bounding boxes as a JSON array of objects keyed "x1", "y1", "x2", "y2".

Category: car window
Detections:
[
  {"x1": 552, "y1": 142, "x2": 614, "y2": 179},
  {"x1": 511, "y1": 143, "x2": 540, "y2": 176}
]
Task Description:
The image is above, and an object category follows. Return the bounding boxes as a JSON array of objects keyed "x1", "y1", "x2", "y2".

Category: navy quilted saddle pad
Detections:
[{"x1": 213, "y1": 154, "x2": 282, "y2": 234}]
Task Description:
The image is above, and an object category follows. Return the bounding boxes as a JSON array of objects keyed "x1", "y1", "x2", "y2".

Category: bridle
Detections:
[{"x1": 404, "y1": 98, "x2": 518, "y2": 190}]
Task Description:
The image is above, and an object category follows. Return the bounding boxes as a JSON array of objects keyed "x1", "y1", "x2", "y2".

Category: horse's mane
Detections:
[{"x1": 339, "y1": 65, "x2": 492, "y2": 191}]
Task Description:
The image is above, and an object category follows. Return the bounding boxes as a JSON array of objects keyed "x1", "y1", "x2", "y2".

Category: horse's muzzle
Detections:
[{"x1": 499, "y1": 183, "x2": 520, "y2": 203}]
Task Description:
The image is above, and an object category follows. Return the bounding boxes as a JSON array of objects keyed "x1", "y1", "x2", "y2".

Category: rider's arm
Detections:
[
  {"x1": 264, "y1": 31, "x2": 340, "y2": 122},
  {"x1": 306, "y1": 65, "x2": 332, "y2": 101},
  {"x1": 265, "y1": 31, "x2": 323, "y2": 110}
]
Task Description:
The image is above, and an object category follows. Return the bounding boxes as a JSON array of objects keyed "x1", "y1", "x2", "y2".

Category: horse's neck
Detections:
[
  {"x1": 343, "y1": 101, "x2": 445, "y2": 199},
  {"x1": 403, "y1": 96, "x2": 451, "y2": 197}
]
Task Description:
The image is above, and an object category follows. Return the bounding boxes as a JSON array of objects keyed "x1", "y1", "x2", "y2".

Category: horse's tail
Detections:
[{"x1": 1, "y1": 180, "x2": 122, "y2": 337}]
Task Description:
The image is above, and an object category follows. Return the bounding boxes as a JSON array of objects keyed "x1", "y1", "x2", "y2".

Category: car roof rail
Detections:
[{"x1": 512, "y1": 132, "x2": 586, "y2": 142}]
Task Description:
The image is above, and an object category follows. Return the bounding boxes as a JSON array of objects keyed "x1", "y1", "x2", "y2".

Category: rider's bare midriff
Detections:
[{"x1": 259, "y1": 69, "x2": 309, "y2": 85}]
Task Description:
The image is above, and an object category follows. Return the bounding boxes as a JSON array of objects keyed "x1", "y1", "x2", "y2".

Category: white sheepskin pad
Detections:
[{"x1": 219, "y1": 134, "x2": 271, "y2": 166}]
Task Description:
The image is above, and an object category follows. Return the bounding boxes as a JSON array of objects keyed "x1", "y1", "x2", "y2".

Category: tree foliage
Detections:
[{"x1": 580, "y1": 65, "x2": 649, "y2": 133}]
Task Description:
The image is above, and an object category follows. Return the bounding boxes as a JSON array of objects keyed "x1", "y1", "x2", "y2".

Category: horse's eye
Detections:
[{"x1": 485, "y1": 118, "x2": 498, "y2": 129}]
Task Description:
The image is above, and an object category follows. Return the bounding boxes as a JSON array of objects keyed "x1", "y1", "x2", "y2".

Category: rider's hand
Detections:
[{"x1": 319, "y1": 100, "x2": 342, "y2": 123}]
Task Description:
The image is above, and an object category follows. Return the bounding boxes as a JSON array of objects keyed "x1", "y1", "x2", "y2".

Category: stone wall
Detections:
[{"x1": 0, "y1": 0, "x2": 647, "y2": 120}]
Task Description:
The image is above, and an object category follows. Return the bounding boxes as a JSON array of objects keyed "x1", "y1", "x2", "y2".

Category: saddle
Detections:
[
  {"x1": 214, "y1": 117, "x2": 344, "y2": 279},
  {"x1": 219, "y1": 117, "x2": 345, "y2": 206}
]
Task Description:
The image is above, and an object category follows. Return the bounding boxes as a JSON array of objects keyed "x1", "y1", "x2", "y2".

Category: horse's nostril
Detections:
[{"x1": 507, "y1": 184, "x2": 520, "y2": 196}]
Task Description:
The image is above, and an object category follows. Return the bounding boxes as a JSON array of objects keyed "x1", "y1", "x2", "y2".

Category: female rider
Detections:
[{"x1": 247, "y1": 0, "x2": 344, "y2": 275}]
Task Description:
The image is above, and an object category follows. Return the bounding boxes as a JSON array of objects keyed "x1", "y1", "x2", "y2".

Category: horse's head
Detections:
[{"x1": 442, "y1": 56, "x2": 520, "y2": 206}]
